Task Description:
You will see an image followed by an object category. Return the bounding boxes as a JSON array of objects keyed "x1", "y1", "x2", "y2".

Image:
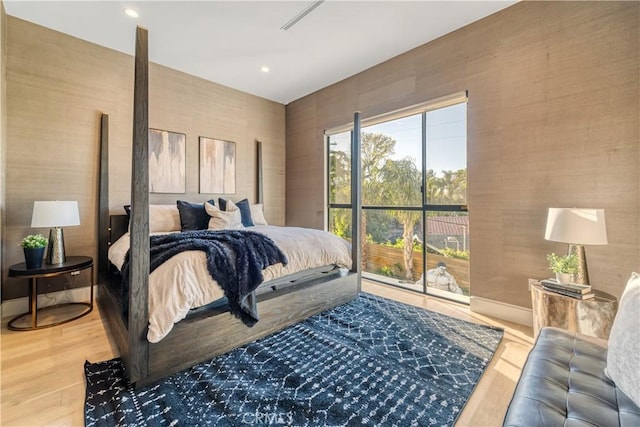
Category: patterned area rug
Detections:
[{"x1": 85, "y1": 293, "x2": 503, "y2": 426}]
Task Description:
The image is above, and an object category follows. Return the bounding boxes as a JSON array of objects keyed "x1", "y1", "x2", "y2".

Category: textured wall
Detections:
[
  {"x1": 285, "y1": 1, "x2": 639, "y2": 308},
  {"x1": 0, "y1": 2, "x2": 6, "y2": 305},
  {"x1": 3, "y1": 17, "x2": 285, "y2": 300}
]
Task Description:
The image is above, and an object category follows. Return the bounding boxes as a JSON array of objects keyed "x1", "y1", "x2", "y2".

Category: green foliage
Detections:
[
  {"x1": 330, "y1": 132, "x2": 468, "y2": 214},
  {"x1": 383, "y1": 238, "x2": 403, "y2": 249},
  {"x1": 362, "y1": 210, "x2": 393, "y2": 243},
  {"x1": 547, "y1": 252, "x2": 578, "y2": 274},
  {"x1": 425, "y1": 168, "x2": 467, "y2": 205},
  {"x1": 332, "y1": 215, "x2": 350, "y2": 239},
  {"x1": 440, "y1": 247, "x2": 470, "y2": 260},
  {"x1": 383, "y1": 237, "x2": 423, "y2": 253},
  {"x1": 378, "y1": 158, "x2": 422, "y2": 206},
  {"x1": 376, "y1": 263, "x2": 404, "y2": 279},
  {"x1": 329, "y1": 129, "x2": 469, "y2": 281},
  {"x1": 328, "y1": 148, "x2": 351, "y2": 205},
  {"x1": 20, "y1": 234, "x2": 47, "y2": 249},
  {"x1": 377, "y1": 265, "x2": 395, "y2": 277},
  {"x1": 361, "y1": 133, "x2": 397, "y2": 205}
]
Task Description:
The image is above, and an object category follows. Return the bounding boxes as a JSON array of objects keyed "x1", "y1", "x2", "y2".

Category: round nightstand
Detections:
[{"x1": 7, "y1": 256, "x2": 94, "y2": 331}]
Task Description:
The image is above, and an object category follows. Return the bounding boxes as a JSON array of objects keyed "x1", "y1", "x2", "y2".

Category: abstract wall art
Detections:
[
  {"x1": 199, "y1": 137, "x2": 236, "y2": 194},
  {"x1": 149, "y1": 129, "x2": 186, "y2": 193}
]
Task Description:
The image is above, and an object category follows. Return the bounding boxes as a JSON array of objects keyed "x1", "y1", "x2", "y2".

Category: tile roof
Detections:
[{"x1": 426, "y1": 216, "x2": 468, "y2": 236}]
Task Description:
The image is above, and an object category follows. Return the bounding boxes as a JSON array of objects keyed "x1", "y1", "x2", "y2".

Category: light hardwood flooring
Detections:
[{"x1": 1, "y1": 281, "x2": 534, "y2": 426}]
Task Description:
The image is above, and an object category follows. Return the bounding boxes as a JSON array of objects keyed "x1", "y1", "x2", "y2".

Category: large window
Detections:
[{"x1": 327, "y1": 93, "x2": 468, "y2": 302}]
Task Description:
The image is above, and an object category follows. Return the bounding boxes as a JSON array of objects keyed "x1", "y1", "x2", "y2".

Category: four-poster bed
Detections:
[{"x1": 97, "y1": 27, "x2": 362, "y2": 388}]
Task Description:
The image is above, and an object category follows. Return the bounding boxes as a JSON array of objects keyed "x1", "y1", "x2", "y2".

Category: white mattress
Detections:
[{"x1": 108, "y1": 225, "x2": 352, "y2": 343}]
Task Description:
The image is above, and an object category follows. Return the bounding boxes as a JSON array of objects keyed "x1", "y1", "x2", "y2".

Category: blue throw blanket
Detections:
[{"x1": 120, "y1": 229, "x2": 288, "y2": 327}]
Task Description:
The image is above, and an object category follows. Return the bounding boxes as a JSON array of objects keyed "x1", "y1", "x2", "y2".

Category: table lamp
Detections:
[
  {"x1": 30, "y1": 201, "x2": 80, "y2": 264},
  {"x1": 544, "y1": 208, "x2": 608, "y2": 286}
]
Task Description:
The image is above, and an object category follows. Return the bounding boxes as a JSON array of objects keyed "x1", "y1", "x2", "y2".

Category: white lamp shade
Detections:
[
  {"x1": 31, "y1": 201, "x2": 80, "y2": 228},
  {"x1": 544, "y1": 208, "x2": 607, "y2": 245}
]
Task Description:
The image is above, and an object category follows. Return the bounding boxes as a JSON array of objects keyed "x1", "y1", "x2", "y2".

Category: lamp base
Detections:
[
  {"x1": 46, "y1": 227, "x2": 66, "y2": 264},
  {"x1": 568, "y1": 244, "x2": 589, "y2": 286}
]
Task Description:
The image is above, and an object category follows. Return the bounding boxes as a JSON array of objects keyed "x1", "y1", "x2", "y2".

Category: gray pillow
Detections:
[{"x1": 605, "y1": 272, "x2": 640, "y2": 407}]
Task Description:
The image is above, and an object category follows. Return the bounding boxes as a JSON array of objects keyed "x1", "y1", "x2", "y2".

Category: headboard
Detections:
[{"x1": 109, "y1": 214, "x2": 129, "y2": 247}]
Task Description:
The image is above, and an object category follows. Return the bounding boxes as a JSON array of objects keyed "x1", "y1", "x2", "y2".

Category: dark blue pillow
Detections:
[
  {"x1": 235, "y1": 199, "x2": 254, "y2": 227},
  {"x1": 218, "y1": 198, "x2": 254, "y2": 227},
  {"x1": 124, "y1": 205, "x2": 132, "y2": 229},
  {"x1": 177, "y1": 200, "x2": 214, "y2": 231}
]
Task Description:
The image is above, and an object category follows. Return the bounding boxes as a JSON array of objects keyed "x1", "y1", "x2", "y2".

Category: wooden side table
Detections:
[
  {"x1": 530, "y1": 282, "x2": 617, "y2": 340},
  {"x1": 7, "y1": 256, "x2": 94, "y2": 331}
]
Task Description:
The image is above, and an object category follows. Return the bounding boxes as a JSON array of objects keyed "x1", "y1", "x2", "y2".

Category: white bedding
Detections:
[{"x1": 108, "y1": 226, "x2": 352, "y2": 343}]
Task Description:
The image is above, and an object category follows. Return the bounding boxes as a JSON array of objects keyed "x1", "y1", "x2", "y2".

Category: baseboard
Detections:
[
  {"x1": 1, "y1": 285, "x2": 97, "y2": 319},
  {"x1": 470, "y1": 295, "x2": 533, "y2": 327}
]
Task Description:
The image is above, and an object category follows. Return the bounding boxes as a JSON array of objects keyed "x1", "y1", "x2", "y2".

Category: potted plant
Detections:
[
  {"x1": 20, "y1": 234, "x2": 48, "y2": 269},
  {"x1": 547, "y1": 252, "x2": 578, "y2": 284}
]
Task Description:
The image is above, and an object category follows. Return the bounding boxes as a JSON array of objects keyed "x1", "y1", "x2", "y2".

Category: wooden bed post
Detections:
[
  {"x1": 351, "y1": 112, "x2": 362, "y2": 282},
  {"x1": 98, "y1": 114, "x2": 109, "y2": 276},
  {"x1": 256, "y1": 140, "x2": 263, "y2": 204},
  {"x1": 128, "y1": 25, "x2": 150, "y2": 384}
]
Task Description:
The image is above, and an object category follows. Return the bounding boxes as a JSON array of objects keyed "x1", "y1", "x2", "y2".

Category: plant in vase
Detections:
[
  {"x1": 20, "y1": 234, "x2": 48, "y2": 269},
  {"x1": 547, "y1": 252, "x2": 578, "y2": 284}
]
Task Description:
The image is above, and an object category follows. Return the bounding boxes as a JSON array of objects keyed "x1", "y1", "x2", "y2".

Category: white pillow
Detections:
[
  {"x1": 251, "y1": 203, "x2": 268, "y2": 226},
  {"x1": 605, "y1": 272, "x2": 640, "y2": 407},
  {"x1": 225, "y1": 199, "x2": 239, "y2": 212},
  {"x1": 149, "y1": 204, "x2": 181, "y2": 233},
  {"x1": 205, "y1": 202, "x2": 243, "y2": 230}
]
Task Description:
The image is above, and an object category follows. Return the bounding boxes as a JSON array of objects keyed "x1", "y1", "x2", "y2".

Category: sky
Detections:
[{"x1": 330, "y1": 103, "x2": 467, "y2": 176}]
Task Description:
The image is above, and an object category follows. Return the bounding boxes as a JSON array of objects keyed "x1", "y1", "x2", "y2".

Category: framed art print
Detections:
[
  {"x1": 199, "y1": 137, "x2": 236, "y2": 194},
  {"x1": 149, "y1": 129, "x2": 186, "y2": 193}
]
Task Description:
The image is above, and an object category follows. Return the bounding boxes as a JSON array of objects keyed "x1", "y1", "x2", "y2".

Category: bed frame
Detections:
[{"x1": 96, "y1": 27, "x2": 363, "y2": 388}]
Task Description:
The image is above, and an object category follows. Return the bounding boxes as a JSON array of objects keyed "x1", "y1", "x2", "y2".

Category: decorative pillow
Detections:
[
  {"x1": 176, "y1": 200, "x2": 214, "y2": 231},
  {"x1": 205, "y1": 202, "x2": 243, "y2": 230},
  {"x1": 149, "y1": 204, "x2": 182, "y2": 233},
  {"x1": 605, "y1": 272, "x2": 640, "y2": 407},
  {"x1": 250, "y1": 203, "x2": 268, "y2": 226},
  {"x1": 219, "y1": 198, "x2": 236, "y2": 212},
  {"x1": 219, "y1": 197, "x2": 254, "y2": 227},
  {"x1": 123, "y1": 205, "x2": 132, "y2": 229},
  {"x1": 235, "y1": 199, "x2": 254, "y2": 227}
]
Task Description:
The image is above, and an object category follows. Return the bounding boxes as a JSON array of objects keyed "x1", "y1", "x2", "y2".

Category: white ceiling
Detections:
[{"x1": 4, "y1": 1, "x2": 516, "y2": 104}]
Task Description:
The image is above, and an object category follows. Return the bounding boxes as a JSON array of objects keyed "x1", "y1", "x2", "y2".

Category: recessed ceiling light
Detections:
[
  {"x1": 260, "y1": 66, "x2": 270, "y2": 73},
  {"x1": 124, "y1": 8, "x2": 139, "y2": 18}
]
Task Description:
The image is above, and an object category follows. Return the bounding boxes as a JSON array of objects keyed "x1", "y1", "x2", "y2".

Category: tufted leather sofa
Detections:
[{"x1": 502, "y1": 327, "x2": 640, "y2": 426}]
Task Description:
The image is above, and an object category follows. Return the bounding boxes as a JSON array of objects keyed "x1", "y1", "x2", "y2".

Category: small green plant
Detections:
[
  {"x1": 377, "y1": 265, "x2": 395, "y2": 277},
  {"x1": 547, "y1": 252, "x2": 578, "y2": 274},
  {"x1": 20, "y1": 234, "x2": 47, "y2": 249}
]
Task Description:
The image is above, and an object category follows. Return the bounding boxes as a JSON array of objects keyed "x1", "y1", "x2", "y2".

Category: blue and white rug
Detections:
[{"x1": 85, "y1": 293, "x2": 503, "y2": 426}]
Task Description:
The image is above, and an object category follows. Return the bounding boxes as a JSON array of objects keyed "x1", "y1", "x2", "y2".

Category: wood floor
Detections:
[{"x1": 0, "y1": 281, "x2": 534, "y2": 426}]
